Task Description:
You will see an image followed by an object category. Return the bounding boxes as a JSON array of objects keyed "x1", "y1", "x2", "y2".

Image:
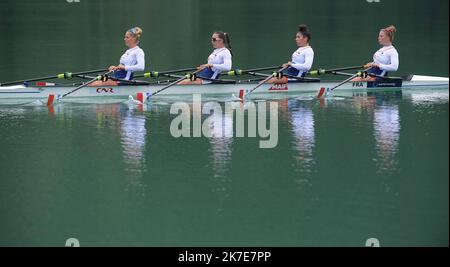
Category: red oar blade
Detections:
[
  {"x1": 317, "y1": 87, "x2": 326, "y2": 98},
  {"x1": 239, "y1": 89, "x2": 244, "y2": 100},
  {"x1": 136, "y1": 92, "x2": 145, "y2": 104},
  {"x1": 46, "y1": 94, "x2": 55, "y2": 106},
  {"x1": 231, "y1": 89, "x2": 245, "y2": 102}
]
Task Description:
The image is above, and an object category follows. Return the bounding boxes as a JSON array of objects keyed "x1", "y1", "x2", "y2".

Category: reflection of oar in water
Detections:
[
  {"x1": 145, "y1": 68, "x2": 204, "y2": 101},
  {"x1": 46, "y1": 70, "x2": 114, "y2": 106},
  {"x1": 317, "y1": 67, "x2": 371, "y2": 98},
  {"x1": 0, "y1": 68, "x2": 108, "y2": 86},
  {"x1": 236, "y1": 66, "x2": 288, "y2": 101}
]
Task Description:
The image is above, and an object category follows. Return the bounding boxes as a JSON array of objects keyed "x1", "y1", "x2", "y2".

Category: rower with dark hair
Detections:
[
  {"x1": 268, "y1": 24, "x2": 314, "y2": 83},
  {"x1": 179, "y1": 31, "x2": 233, "y2": 84}
]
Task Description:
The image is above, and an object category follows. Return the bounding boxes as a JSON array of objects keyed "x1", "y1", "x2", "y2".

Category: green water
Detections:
[
  {"x1": 0, "y1": 0, "x2": 449, "y2": 246},
  {"x1": 0, "y1": 91, "x2": 448, "y2": 246}
]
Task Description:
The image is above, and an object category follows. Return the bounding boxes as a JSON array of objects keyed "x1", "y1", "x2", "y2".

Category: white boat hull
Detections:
[{"x1": 0, "y1": 75, "x2": 448, "y2": 102}]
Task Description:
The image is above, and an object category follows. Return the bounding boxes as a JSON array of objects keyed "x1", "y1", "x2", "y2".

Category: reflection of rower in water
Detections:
[
  {"x1": 355, "y1": 25, "x2": 399, "y2": 82},
  {"x1": 373, "y1": 104, "x2": 400, "y2": 174},
  {"x1": 179, "y1": 31, "x2": 232, "y2": 84},
  {"x1": 268, "y1": 24, "x2": 314, "y2": 84},
  {"x1": 91, "y1": 27, "x2": 145, "y2": 86}
]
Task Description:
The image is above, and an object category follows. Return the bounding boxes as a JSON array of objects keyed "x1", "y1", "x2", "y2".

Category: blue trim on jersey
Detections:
[
  {"x1": 196, "y1": 68, "x2": 216, "y2": 79},
  {"x1": 282, "y1": 67, "x2": 306, "y2": 77},
  {"x1": 367, "y1": 67, "x2": 387, "y2": 77},
  {"x1": 114, "y1": 70, "x2": 133, "y2": 80}
]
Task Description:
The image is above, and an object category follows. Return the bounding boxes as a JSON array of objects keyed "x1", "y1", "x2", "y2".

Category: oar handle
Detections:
[
  {"x1": 308, "y1": 65, "x2": 364, "y2": 76},
  {"x1": 227, "y1": 66, "x2": 282, "y2": 76},
  {"x1": 316, "y1": 67, "x2": 372, "y2": 98},
  {"x1": 138, "y1": 68, "x2": 197, "y2": 78},
  {"x1": 74, "y1": 74, "x2": 151, "y2": 85},
  {"x1": 329, "y1": 67, "x2": 372, "y2": 91},
  {"x1": 61, "y1": 70, "x2": 114, "y2": 98},
  {"x1": 329, "y1": 71, "x2": 355, "y2": 77},
  {"x1": 147, "y1": 68, "x2": 203, "y2": 98},
  {"x1": 237, "y1": 71, "x2": 271, "y2": 78},
  {"x1": 247, "y1": 66, "x2": 288, "y2": 95},
  {"x1": 0, "y1": 68, "x2": 109, "y2": 87}
]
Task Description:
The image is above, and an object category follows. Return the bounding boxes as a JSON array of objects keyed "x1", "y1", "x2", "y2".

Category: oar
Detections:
[
  {"x1": 0, "y1": 68, "x2": 109, "y2": 86},
  {"x1": 317, "y1": 67, "x2": 371, "y2": 98},
  {"x1": 46, "y1": 70, "x2": 114, "y2": 105},
  {"x1": 159, "y1": 72, "x2": 236, "y2": 84},
  {"x1": 146, "y1": 68, "x2": 203, "y2": 100},
  {"x1": 326, "y1": 71, "x2": 395, "y2": 79},
  {"x1": 148, "y1": 73, "x2": 184, "y2": 79},
  {"x1": 74, "y1": 74, "x2": 151, "y2": 85},
  {"x1": 238, "y1": 66, "x2": 288, "y2": 100},
  {"x1": 234, "y1": 71, "x2": 271, "y2": 78},
  {"x1": 136, "y1": 67, "x2": 197, "y2": 79},
  {"x1": 308, "y1": 65, "x2": 364, "y2": 76},
  {"x1": 227, "y1": 66, "x2": 281, "y2": 76},
  {"x1": 244, "y1": 71, "x2": 320, "y2": 82},
  {"x1": 325, "y1": 71, "x2": 391, "y2": 80},
  {"x1": 328, "y1": 71, "x2": 356, "y2": 77}
]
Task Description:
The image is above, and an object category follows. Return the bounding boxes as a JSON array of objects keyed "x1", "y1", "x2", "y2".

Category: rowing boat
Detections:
[{"x1": 0, "y1": 75, "x2": 448, "y2": 102}]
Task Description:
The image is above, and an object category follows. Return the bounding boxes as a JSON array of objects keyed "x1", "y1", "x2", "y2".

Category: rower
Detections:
[
  {"x1": 91, "y1": 27, "x2": 145, "y2": 86},
  {"x1": 357, "y1": 25, "x2": 399, "y2": 81},
  {"x1": 179, "y1": 31, "x2": 232, "y2": 84},
  {"x1": 268, "y1": 24, "x2": 314, "y2": 83}
]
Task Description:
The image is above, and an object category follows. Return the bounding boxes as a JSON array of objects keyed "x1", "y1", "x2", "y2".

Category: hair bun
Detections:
[
  {"x1": 134, "y1": 27, "x2": 143, "y2": 37},
  {"x1": 297, "y1": 24, "x2": 311, "y2": 41},
  {"x1": 381, "y1": 25, "x2": 396, "y2": 41},
  {"x1": 384, "y1": 25, "x2": 396, "y2": 34},
  {"x1": 298, "y1": 24, "x2": 308, "y2": 32}
]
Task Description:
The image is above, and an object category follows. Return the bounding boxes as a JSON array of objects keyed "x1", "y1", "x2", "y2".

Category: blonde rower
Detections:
[
  {"x1": 92, "y1": 27, "x2": 145, "y2": 86},
  {"x1": 361, "y1": 25, "x2": 399, "y2": 80}
]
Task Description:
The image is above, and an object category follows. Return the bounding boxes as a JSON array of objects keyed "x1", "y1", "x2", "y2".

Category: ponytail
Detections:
[{"x1": 224, "y1": 32, "x2": 233, "y2": 56}]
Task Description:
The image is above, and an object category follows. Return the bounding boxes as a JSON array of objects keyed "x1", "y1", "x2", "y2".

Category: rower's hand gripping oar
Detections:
[
  {"x1": 46, "y1": 70, "x2": 114, "y2": 106},
  {"x1": 237, "y1": 66, "x2": 288, "y2": 101},
  {"x1": 145, "y1": 68, "x2": 203, "y2": 100},
  {"x1": 317, "y1": 67, "x2": 371, "y2": 98}
]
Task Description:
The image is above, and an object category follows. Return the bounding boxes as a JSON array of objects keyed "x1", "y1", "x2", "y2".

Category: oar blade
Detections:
[
  {"x1": 136, "y1": 92, "x2": 145, "y2": 104},
  {"x1": 46, "y1": 94, "x2": 55, "y2": 106},
  {"x1": 317, "y1": 87, "x2": 326, "y2": 98},
  {"x1": 239, "y1": 89, "x2": 245, "y2": 100}
]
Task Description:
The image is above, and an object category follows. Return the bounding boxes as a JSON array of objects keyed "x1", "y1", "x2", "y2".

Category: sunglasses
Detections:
[{"x1": 211, "y1": 37, "x2": 222, "y2": 42}]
